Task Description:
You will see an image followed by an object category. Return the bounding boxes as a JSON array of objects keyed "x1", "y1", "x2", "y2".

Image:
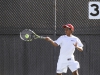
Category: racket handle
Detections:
[{"x1": 40, "y1": 36, "x2": 46, "y2": 39}]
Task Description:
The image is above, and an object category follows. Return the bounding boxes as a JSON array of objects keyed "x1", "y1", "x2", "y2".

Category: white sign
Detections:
[{"x1": 89, "y1": 2, "x2": 100, "y2": 19}]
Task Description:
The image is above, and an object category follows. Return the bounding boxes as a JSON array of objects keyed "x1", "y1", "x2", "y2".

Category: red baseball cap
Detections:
[{"x1": 63, "y1": 24, "x2": 74, "y2": 31}]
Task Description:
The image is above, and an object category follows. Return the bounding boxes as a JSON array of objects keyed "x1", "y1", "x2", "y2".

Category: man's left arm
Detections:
[
  {"x1": 75, "y1": 45, "x2": 83, "y2": 52},
  {"x1": 74, "y1": 38, "x2": 83, "y2": 52}
]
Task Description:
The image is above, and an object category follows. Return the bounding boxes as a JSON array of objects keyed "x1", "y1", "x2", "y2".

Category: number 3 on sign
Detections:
[{"x1": 89, "y1": 2, "x2": 100, "y2": 19}]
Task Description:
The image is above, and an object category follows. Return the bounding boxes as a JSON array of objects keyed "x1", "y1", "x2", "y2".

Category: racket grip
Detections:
[{"x1": 40, "y1": 36, "x2": 46, "y2": 39}]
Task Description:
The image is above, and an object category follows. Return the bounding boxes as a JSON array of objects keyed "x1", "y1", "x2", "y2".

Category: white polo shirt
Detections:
[{"x1": 54, "y1": 35, "x2": 83, "y2": 59}]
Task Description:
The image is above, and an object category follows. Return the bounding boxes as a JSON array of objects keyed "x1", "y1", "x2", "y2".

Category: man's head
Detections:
[{"x1": 63, "y1": 24, "x2": 74, "y2": 36}]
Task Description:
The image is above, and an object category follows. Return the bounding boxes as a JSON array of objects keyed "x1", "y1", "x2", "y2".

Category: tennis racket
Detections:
[{"x1": 20, "y1": 29, "x2": 46, "y2": 41}]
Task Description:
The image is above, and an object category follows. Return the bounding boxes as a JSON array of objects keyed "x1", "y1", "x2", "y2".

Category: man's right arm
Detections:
[{"x1": 45, "y1": 37, "x2": 58, "y2": 47}]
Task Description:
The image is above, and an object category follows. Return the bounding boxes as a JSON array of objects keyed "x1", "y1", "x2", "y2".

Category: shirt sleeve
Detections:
[
  {"x1": 54, "y1": 36, "x2": 62, "y2": 46},
  {"x1": 76, "y1": 38, "x2": 83, "y2": 47}
]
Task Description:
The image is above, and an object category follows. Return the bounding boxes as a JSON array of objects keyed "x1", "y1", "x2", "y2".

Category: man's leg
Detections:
[
  {"x1": 72, "y1": 70, "x2": 79, "y2": 75},
  {"x1": 57, "y1": 73, "x2": 62, "y2": 75}
]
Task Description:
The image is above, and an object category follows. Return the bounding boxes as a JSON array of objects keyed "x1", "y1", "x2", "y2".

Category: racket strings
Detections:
[{"x1": 20, "y1": 29, "x2": 33, "y2": 41}]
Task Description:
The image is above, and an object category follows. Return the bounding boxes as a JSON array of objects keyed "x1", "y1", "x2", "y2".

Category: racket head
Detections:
[{"x1": 20, "y1": 29, "x2": 34, "y2": 41}]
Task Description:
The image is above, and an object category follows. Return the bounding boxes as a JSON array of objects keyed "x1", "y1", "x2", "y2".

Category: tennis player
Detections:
[{"x1": 45, "y1": 24, "x2": 83, "y2": 75}]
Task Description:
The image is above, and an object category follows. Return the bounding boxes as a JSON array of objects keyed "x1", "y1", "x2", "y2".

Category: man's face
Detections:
[{"x1": 64, "y1": 27, "x2": 72, "y2": 35}]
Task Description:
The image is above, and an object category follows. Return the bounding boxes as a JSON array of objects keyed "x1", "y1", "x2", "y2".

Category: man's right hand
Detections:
[
  {"x1": 45, "y1": 37, "x2": 58, "y2": 47},
  {"x1": 45, "y1": 37, "x2": 52, "y2": 41}
]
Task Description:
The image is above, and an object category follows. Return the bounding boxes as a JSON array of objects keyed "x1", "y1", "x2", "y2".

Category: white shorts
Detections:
[{"x1": 56, "y1": 57, "x2": 80, "y2": 73}]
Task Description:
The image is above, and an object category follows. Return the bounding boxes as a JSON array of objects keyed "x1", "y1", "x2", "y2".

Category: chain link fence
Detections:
[{"x1": 0, "y1": 0, "x2": 100, "y2": 75}]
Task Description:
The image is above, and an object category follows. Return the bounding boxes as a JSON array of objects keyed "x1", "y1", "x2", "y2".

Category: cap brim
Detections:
[{"x1": 63, "y1": 25, "x2": 70, "y2": 28}]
